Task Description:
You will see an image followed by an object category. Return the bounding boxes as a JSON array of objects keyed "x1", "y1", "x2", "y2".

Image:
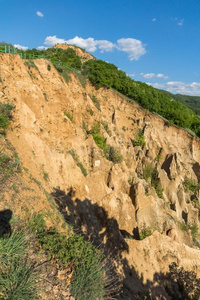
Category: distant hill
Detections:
[{"x1": 160, "y1": 90, "x2": 200, "y2": 115}]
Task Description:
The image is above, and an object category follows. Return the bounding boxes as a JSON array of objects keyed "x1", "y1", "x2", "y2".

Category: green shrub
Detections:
[
  {"x1": 104, "y1": 145, "x2": 123, "y2": 164},
  {"x1": 184, "y1": 179, "x2": 200, "y2": 194},
  {"x1": 47, "y1": 64, "x2": 51, "y2": 71},
  {"x1": 91, "y1": 95, "x2": 101, "y2": 111},
  {"x1": 143, "y1": 164, "x2": 163, "y2": 198},
  {"x1": 92, "y1": 134, "x2": 107, "y2": 149},
  {"x1": 190, "y1": 223, "x2": 198, "y2": 239},
  {"x1": 140, "y1": 225, "x2": 152, "y2": 240},
  {"x1": 0, "y1": 229, "x2": 39, "y2": 300},
  {"x1": 134, "y1": 129, "x2": 145, "y2": 147},
  {"x1": 64, "y1": 111, "x2": 73, "y2": 121},
  {"x1": 89, "y1": 109, "x2": 94, "y2": 116},
  {"x1": 0, "y1": 102, "x2": 14, "y2": 134},
  {"x1": 89, "y1": 123, "x2": 100, "y2": 134},
  {"x1": 0, "y1": 115, "x2": 10, "y2": 129}
]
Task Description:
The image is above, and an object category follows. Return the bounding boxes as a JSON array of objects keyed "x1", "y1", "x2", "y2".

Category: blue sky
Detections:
[{"x1": 1, "y1": 0, "x2": 200, "y2": 95}]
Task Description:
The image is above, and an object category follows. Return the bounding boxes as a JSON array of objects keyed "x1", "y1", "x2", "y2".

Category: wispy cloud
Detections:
[
  {"x1": 129, "y1": 73, "x2": 136, "y2": 78},
  {"x1": 36, "y1": 11, "x2": 44, "y2": 17},
  {"x1": 177, "y1": 19, "x2": 184, "y2": 26},
  {"x1": 44, "y1": 35, "x2": 146, "y2": 61},
  {"x1": 14, "y1": 44, "x2": 28, "y2": 50},
  {"x1": 140, "y1": 72, "x2": 168, "y2": 80},
  {"x1": 152, "y1": 18, "x2": 156, "y2": 22},
  {"x1": 147, "y1": 81, "x2": 200, "y2": 95}
]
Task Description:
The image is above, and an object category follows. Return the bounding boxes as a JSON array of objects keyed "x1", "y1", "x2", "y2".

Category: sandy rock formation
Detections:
[
  {"x1": 54, "y1": 43, "x2": 94, "y2": 61},
  {"x1": 0, "y1": 53, "x2": 200, "y2": 298}
]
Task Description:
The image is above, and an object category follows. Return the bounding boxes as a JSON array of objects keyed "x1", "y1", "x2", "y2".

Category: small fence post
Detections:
[{"x1": 5, "y1": 45, "x2": 7, "y2": 53}]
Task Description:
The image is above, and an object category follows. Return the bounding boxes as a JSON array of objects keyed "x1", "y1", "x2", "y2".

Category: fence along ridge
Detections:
[
  {"x1": 0, "y1": 45, "x2": 44, "y2": 59},
  {"x1": 0, "y1": 45, "x2": 81, "y2": 73}
]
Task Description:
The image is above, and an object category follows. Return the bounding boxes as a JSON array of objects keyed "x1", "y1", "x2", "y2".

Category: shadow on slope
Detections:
[
  {"x1": 0, "y1": 209, "x2": 12, "y2": 237},
  {"x1": 51, "y1": 188, "x2": 200, "y2": 300}
]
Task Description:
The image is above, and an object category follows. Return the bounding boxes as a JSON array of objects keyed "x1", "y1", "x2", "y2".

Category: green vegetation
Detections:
[
  {"x1": 155, "y1": 154, "x2": 162, "y2": 162},
  {"x1": 92, "y1": 134, "x2": 107, "y2": 149},
  {"x1": 184, "y1": 179, "x2": 200, "y2": 194},
  {"x1": 89, "y1": 123, "x2": 101, "y2": 134},
  {"x1": 134, "y1": 129, "x2": 145, "y2": 147},
  {"x1": 90, "y1": 95, "x2": 101, "y2": 111},
  {"x1": 91, "y1": 132, "x2": 123, "y2": 164},
  {"x1": 68, "y1": 150, "x2": 87, "y2": 176},
  {"x1": 21, "y1": 47, "x2": 81, "y2": 70},
  {"x1": 89, "y1": 109, "x2": 94, "y2": 116},
  {"x1": 54, "y1": 64, "x2": 71, "y2": 83},
  {"x1": 104, "y1": 145, "x2": 123, "y2": 164},
  {"x1": 27, "y1": 213, "x2": 107, "y2": 300},
  {"x1": 139, "y1": 224, "x2": 152, "y2": 240},
  {"x1": 161, "y1": 90, "x2": 200, "y2": 115},
  {"x1": 143, "y1": 164, "x2": 163, "y2": 198},
  {"x1": 0, "y1": 229, "x2": 39, "y2": 299},
  {"x1": 0, "y1": 102, "x2": 14, "y2": 134},
  {"x1": 82, "y1": 59, "x2": 200, "y2": 136},
  {"x1": 64, "y1": 111, "x2": 73, "y2": 121},
  {"x1": 101, "y1": 121, "x2": 112, "y2": 136},
  {"x1": 179, "y1": 222, "x2": 198, "y2": 240},
  {"x1": 0, "y1": 151, "x2": 21, "y2": 183},
  {"x1": 24, "y1": 60, "x2": 39, "y2": 71}
]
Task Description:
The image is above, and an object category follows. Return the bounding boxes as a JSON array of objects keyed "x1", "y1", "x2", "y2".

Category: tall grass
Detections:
[{"x1": 0, "y1": 229, "x2": 39, "y2": 300}]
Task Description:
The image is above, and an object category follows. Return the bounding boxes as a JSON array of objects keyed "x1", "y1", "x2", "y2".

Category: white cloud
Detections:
[
  {"x1": 36, "y1": 11, "x2": 44, "y2": 17},
  {"x1": 14, "y1": 44, "x2": 28, "y2": 50},
  {"x1": 141, "y1": 72, "x2": 155, "y2": 79},
  {"x1": 117, "y1": 38, "x2": 146, "y2": 61},
  {"x1": 140, "y1": 72, "x2": 168, "y2": 79},
  {"x1": 177, "y1": 19, "x2": 184, "y2": 26},
  {"x1": 97, "y1": 40, "x2": 115, "y2": 52},
  {"x1": 65, "y1": 36, "x2": 98, "y2": 52},
  {"x1": 156, "y1": 73, "x2": 169, "y2": 79},
  {"x1": 129, "y1": 73, "x2": 136, "y2": 78},
  {"x1": 37, "y1": 46, "x2": 48, "y2": 50},
  {"x1": 44, "y1": 35, "x2": 146, "y2": 60},
  {"x1": 44, "y1": 35, "x2": 115, "y2": 53},
  {"x1": 44, "y1": 36, "x2": 66, "y2": 46},
  {"x1": 147, "y1": 81, "x2": 200, "y2": 95},
  {"x1": 152, "y1": 18, "x2": 156, "y2": 21}
]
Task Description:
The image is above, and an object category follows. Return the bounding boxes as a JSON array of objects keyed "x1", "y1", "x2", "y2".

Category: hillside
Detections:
[
  {"x1": 161, "y1": 89, "x2": 200, "y2": 115},
  {"x1": 1, "y1": 51, "x2": 200, "y2": 299}
]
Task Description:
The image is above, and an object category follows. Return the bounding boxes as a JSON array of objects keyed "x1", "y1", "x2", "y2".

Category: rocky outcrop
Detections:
[{"x1": 54, "y1": 43, "x2": 94, "y2": 61}]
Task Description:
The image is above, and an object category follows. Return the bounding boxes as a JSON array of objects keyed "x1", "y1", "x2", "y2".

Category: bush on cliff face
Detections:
[
  {"x1": 143, "y1": 164, "x2": 163, "y2": 198},
  {"x1": 134, "y1": 129, "x2": 145, "y2": 147},
  {"x1": 0, "y1": 102, "x2": 14, "y2": 134}
]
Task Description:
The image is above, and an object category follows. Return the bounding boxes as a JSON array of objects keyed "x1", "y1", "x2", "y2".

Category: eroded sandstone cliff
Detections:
[{"x1": 0, "y1": 53, "x2": 200, "y2": 299}]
